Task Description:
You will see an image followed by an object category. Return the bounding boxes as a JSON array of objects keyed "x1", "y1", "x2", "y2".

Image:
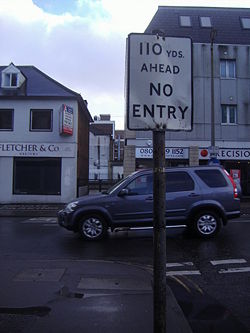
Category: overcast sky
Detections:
[{"x1": 1, "y1": 0, "x2": 250, "y2": 129}]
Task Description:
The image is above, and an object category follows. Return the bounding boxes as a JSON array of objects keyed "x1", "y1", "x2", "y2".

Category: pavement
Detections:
[
  {"x1": 0, "y1": 199, "x2": 249, "y2": 332},
  {"x1": 0, "y1": 203, "x2": 65, "y2": 217},
  {"x1": 0, "y1": 259, "x2": 193, "y2": 333}
]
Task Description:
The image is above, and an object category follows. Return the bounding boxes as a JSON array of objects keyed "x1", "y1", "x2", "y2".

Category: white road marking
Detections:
[
  {"x1": 219, "y1": 267, "x2": 250, "y2": 274},
  {"x1": 210, "y1": 259, "x2": 247, "y2": 266},
  {"x1": 21, "y1": 218, "x2": 57, "y2": 224},
  {"x1": 166, "y1": 270, "x2": 201, "y2": 276},
  {"x1": 166, "y1": 262, "x2": 194, "y2": 268}
]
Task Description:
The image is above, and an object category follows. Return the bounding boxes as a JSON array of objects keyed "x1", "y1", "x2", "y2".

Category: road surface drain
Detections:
[{"x1": 0, "y1": 306, "x2": 51, "y2": 317}]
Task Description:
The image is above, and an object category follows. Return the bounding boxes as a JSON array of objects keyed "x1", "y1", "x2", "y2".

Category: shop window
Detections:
[
  {"x1": 30, "y1": 109, "x2": 52, "y2": 131},
  {"x1": 13, "y1": 158, "x2": 61, "y2": 195},
  {"x1": 220, "y1": 59, "x2": 236, "y2": 78},
  {"x1": 221, "y1": 105, "x2": 237, "y2": 124},
  {"x1": 0, "y1": 109, "x2": 13, "y2": 130}
]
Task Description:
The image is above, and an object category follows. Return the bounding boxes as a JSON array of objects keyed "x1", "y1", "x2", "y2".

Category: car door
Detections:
[
  {"x1": 165, "y1": 171, "x2": 201, "y2": 224},
  {"x1": 108, "y1": 173, "x2": 154, "y2": 226}
]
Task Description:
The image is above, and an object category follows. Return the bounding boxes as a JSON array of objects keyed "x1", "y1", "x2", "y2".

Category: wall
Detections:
[
  {"x1": 89, "y1": 133, "x2": 111, "y2": 179},
  {"x1": 0, "y1": 99, "x2": 79, "y2": 203},
  {"x1": 125, "y1": 43, "x2": 250, "y2": 147},
  {"x1": 77, "y1": 102, "x2": 90, "y2": 185}
]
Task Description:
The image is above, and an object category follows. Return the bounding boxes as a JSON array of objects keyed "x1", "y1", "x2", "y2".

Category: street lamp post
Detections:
[{"x1": 210, "y1": 29, "x2": 217, "y2": 160}]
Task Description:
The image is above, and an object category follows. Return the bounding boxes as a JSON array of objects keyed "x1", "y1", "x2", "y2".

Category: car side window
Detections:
[
  {"x1": 125, "y1": 174, "x2": 153, "y2": 195},
  {"x1": 195, "y1": 169, "x2": 227, "y2": 187},
  {"x1": 166, "y1": 172, "x2": 194, "y2": 193}
]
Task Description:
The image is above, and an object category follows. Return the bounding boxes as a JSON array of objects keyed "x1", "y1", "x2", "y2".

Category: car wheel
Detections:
[
  {"x1": 79, "y1": 214, "x2": 108, "y2": 241},
  {"x1": 192, "y1": 211, "x2": 222, "y2": 238}
]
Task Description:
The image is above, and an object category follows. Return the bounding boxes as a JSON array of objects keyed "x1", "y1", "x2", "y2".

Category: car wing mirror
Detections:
[{"x1": 118, "y1": 188, "x2": 129, "y2": 197}]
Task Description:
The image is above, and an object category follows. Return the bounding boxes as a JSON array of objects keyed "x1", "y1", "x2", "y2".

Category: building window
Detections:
[
  {"x1": 30, "y1": 109, "x2": 52, "y2": 131},
  {"x1": 220, "y1": 60, "x2": 236, "y2": 78},
  {"x1": 2, "y1": 73, "x2": 18, "y2": 88},
  {"x1": 199, "y1": 16, "x2": 212, "y2": 27},
  {"x1": 221, "y1": 105, "x2": 237, "y2": 124},
  {"x1": 241, "y1": 17, "x2": 250, "y2": 29},
  {"x1": 0, "y1": 109, "x2": 14, "y2": 130},
  {"x1": 179, "y1": 16, "x2": 191, "y2": 27},
  {"x1": 13, "y1": 158, "x2": 61, "y2": 195}
]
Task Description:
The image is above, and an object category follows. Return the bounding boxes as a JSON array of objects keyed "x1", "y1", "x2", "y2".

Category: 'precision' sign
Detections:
[{"x1": 126, "y1": 33, "x2": 192, "y2": 131}]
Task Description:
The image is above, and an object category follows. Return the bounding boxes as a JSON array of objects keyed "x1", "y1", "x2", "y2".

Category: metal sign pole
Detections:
[
  {"x1": 153, "y1": 129, "x2": 166, "y2": 333},
  {"x1": 126, "y1": 33, "x2": 192, "y2": 333}
]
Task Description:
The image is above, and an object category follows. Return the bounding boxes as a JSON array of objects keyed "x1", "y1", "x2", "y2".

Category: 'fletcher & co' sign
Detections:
[{"x1": 0, "y1": 143, "x2": 75, "y2": 157}]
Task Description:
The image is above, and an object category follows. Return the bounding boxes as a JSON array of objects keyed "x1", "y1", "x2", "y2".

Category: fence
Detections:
[{"x1": 77, "y1": 179, "x2": 120, "y2": 196}]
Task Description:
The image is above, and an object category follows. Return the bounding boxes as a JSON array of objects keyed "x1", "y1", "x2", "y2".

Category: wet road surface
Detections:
[{"x1": 0, "y1": 216, "x2": 250, "y2": 332}]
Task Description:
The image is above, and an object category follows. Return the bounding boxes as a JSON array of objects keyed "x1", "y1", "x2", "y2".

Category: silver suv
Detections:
[{"x1": 58, "y1": 166, "x2": 240, "y2": 241}]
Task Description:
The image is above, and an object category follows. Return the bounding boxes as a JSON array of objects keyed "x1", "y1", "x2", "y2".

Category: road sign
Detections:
[
  {"x1": 209, "y1": 145, "x2": 219, "y2": 157},
  {"x1": 126, "y1": 33, "x2": 192, "y2": 131}
]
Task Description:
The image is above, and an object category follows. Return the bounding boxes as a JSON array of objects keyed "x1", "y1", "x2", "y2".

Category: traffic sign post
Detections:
[
  {"x1": 126, "y1": 33, "x2": 192, "y2": 333},
  {"x1": 153, "y1": 129, "x2": 166, "y2": 333}
]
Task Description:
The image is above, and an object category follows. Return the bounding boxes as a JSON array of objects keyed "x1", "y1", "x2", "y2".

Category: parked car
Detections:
[{"x1": 58, "y1": 166, "x2": 240, "y2": 241}]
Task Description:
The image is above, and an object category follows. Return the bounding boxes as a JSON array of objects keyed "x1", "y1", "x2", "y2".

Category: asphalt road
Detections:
[{"x1": 0, "y1": 215, "x2": 250, "y2": 332}]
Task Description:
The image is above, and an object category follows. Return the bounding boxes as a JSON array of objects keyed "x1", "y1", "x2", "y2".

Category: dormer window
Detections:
[
  {"x1": 1, "y1": 63, "x2": 25, "y2": 89},
  {"x1": 3, "y1": 72, "x2": 18, "y2": 87}
]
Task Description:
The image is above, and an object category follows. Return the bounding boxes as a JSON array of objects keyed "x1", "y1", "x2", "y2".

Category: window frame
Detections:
[
  {"x1": 30, "y1": 109, "x2": 53, "y2": 132},
  {"x1": 199, "y1": 16, "x2": 212, "y2": 28},
  {"x1": 221, "y1": 105, "x2": 237, "y2": 125},
  {"x1": 2, "y1": 72, "x2": 19, "y2": 88},
  {"x1": 0, "y1": 109, "x2": 14, "y2": 131},
  {"x1": 179, "y1": 15, "x2": 192, "y2": 27},
  {"x1": 240, "y1": 17, "x2": 250, "y2": 29},
  {"x1": 220, "y1": 59, "x2": 236, "y2": 78}
]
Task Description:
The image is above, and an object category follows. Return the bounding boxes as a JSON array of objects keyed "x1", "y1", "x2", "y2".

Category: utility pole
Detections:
[{"x1": 210, "y1": 29, "x2": 217, "y2": 159}]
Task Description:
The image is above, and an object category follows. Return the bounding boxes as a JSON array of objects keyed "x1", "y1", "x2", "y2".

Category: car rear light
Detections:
[{"x1": 223, "y1": 169, "x2": 238, "y2": 198}]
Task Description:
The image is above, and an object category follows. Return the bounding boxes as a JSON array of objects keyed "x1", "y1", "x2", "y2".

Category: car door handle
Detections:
[
  {"x1": 145, "y1": 196, "x2": 153, "y2": 201},
  {"x1": 188, "y1": 193, "x2": 199, "y2": 197}
]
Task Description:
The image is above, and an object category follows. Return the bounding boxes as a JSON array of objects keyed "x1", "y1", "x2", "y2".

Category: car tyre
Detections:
[
  {"x1": 192, "y1": 210, "x2": 222, "y2": 238},
  {"x1": 78, "y1": 214, "x2": 108, "y2": 241}
]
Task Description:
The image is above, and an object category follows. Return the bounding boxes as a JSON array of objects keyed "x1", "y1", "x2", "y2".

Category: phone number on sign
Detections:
[{"x1": 136, "y1": 147, "x2": 188, "y2": 159}]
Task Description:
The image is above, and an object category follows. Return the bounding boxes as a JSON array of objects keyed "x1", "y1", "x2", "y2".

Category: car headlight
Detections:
[{"x1": 65, "y1": 201, "x2": 78, "y2": 213}]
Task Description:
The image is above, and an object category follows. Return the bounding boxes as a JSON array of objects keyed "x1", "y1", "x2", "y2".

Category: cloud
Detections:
[
  {"x1": 2, "y1": 0, "x2": 249, "y2": 129},
  {"x1": 0, "y1": 0, "x2": 133, "y2": 128}
]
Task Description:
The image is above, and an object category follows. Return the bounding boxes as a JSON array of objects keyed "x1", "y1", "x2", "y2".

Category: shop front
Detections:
[
  {"x1": 0, "y1": 142, "x2": 77, "y2": 203},
  {"x1": 135, "y1": 146, "x2": 189, "y2": 169},
  {"x1": 134, "y1": 145, "x2": 250, "y2": 196},
  {"x1": 199, "y1": 147, "x2": 250, "y2": 196}
]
